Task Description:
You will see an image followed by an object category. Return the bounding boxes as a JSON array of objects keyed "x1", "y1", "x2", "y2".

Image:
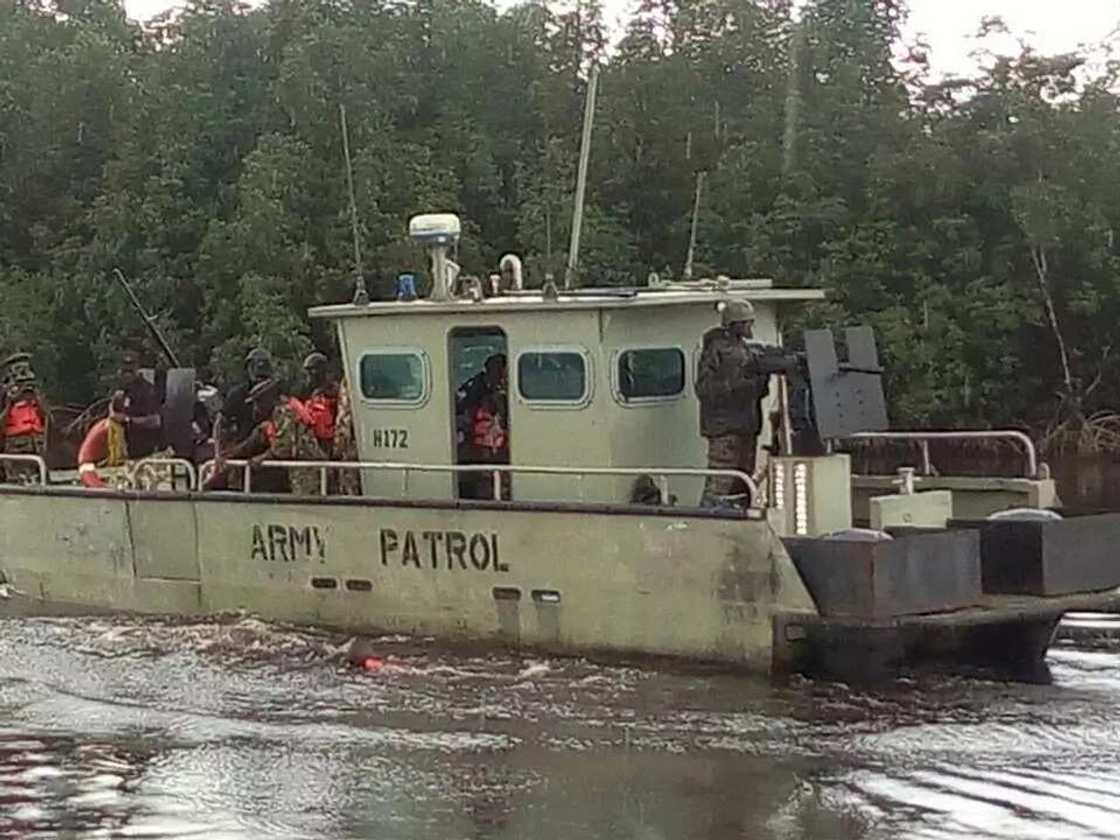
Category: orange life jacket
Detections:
[
  {"x1": 305, "y1": 393, "x2": 337, "y2": 444},
  {"x1": 470, "y1": 404, "x2": 506, "y2": 452},
  {"x1": 5, "y1": 400, "x2": 44, "y2": 437},
  {"x1": 259, "y1": 399, "x2": 311, "y2": 448}
]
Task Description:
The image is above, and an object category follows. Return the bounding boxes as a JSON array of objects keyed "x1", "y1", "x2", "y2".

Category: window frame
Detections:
[
  {"x1": 514, "y1": 345, "x2": 594, "y2": 409},
  {"x1": 356, "y1": 347, "x2": 431, "y2": 408},
  {"x1": 610, "y1": 345, "x2": 688, "y2": 407}
]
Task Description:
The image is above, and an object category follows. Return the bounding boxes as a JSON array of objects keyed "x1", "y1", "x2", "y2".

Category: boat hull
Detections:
[
  {"x1": 2, "y1": 486, "x2": 1114, "y2": 681},
  {"x1": 0, "y1": 487, "x2": 818, "y2": 672},
  {"x1": 784, "y1": 592, "x2": 1119, "y2": 682}
]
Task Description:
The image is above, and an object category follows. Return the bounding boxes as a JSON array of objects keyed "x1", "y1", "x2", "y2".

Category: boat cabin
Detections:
[{"x1": 309, "y1": 214, "x2": 823, "y2": 507}]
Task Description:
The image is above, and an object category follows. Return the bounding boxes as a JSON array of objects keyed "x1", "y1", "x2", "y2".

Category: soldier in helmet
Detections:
[
  {"x1": 302, "y1": 352, "x2": 338, "y2": 453},
  {"x1": 695, "y1": 300, "x2": 770, "y2": 507},
  {"x1": 214, "y1": 347, "x2": 274, "y2": 454},
  {"x1": 210, "y1": 378, "x2": 323, "y2": 495},
  {"x1": 0, "y1": 352, "x2": 48, "y2": 483}
]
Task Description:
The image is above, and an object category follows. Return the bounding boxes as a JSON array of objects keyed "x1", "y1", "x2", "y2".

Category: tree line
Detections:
[{"x1": 2, "y1": 0, "x2": 1120, "y2": 449}]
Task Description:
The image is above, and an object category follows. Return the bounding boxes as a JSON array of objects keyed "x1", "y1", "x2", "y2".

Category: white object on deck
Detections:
[{"x1": 988, "y1": 508, "x2": 1063, "y2": 521}]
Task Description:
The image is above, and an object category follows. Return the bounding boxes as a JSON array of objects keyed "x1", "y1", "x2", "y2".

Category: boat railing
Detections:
[
  {"x1": 0, "y1": 456, "x2": 199, "y2": 492},
  {"x1": 844, "y1": 430, "x2": 1040, "y2": 479},
  {"x1": 126, "y1": 457, "x2": 199, "y2": 491},
  {"x1": 199, "y1": 458, "x2": 760, "y2": 508},
  {"x1": 0, "y1": 454, "x2": 48, "y2": 486}
]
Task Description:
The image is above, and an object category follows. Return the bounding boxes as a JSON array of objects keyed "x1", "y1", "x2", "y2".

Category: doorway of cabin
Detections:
[{"x1": 449, "y1": 327, "x2": 509, "y2": 499}]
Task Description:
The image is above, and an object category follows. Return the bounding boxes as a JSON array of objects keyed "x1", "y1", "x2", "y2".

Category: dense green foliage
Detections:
[{"x1": 2, "y1": 0, "x2": 1119, "y2": 443}]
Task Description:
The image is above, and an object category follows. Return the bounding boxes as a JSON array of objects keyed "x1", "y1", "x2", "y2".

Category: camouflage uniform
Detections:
[
  {"x1": 0, "y1": 353, "x2": 48, "y2": 485},
  {"x1": 695, "y1": 317, "x2": 769, "y2": 506},
  {"x1": 2, "y1": 420, "x2": 46, "y2": 484},
  {"x1": 269, "y1": 401, "x2": 325, "y2": 496},
  {"x1": 332, "y1": 380, "x2": 361, "y2": 496},
  {"x1": 702, "y1": 433, "x2": 757, "y2": 502}
]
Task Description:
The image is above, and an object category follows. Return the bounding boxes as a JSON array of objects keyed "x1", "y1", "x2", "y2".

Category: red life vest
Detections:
[
  {"x1": 5, "y1": 400, "x2": 45, "y2": 437},
  {"x1": 259, "y1": 399, "x2": 311, "y2": 448},
  {"x1": 285, "y1": 397, "x2": 314, "y2": 426},
  {"x1": 470, "y1": 404, "x2": 506, "y2": 452},
  {"x1": 305, "y1": 393, "x2": 337, "y2": 444}
]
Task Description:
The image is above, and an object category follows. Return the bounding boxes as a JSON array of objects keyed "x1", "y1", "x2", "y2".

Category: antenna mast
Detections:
[
  {"x1": 339, "y1": 104, "x2": 368, "y2": 305},
  {"x1": 565, "y1": 65, "x2": 600, "y2": 290},
  {"x1": 683, "y1": 101, "x2": 720, "y2": 281}
]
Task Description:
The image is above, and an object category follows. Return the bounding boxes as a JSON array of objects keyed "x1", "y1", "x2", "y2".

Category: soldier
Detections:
[
  {"x1": 302, "y1": 352, "x2": 339, "y2": 453},
  {"x1": 215, "y1": 347, "x2": 274, "y2": 452},
  {"x1": 0, "y1": 352, "x2": 48, "y2": 484},
  {"x1": 458, "y1": 354, "x2": 509, "y2": 500},
  {"x1": 118, "y1": 349, "x2": 163, "y2": 458},
  {"x1": 695, "y1": 300, "x2": 770, "y2": 507},
  {"x1": 215, "y1": 379, "x2": 322, "y2": 495}
]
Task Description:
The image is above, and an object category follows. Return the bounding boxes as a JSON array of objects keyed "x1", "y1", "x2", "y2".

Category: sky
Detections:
[{"x1": 122, "y1": 0, "x2": 1120, "y2": 79}]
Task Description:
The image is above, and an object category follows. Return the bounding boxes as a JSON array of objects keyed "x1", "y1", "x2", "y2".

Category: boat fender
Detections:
[
  {"x1": 987, "y1": 508, "x2": 1063, "y2": 521},
  {"x1": 821, "y1": 528, "x2": 894, "y2": 542}
]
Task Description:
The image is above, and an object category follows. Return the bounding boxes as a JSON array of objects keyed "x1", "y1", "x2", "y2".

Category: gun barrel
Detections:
[{"x1": 112, "y1": 269, "x2": 182, "y2": 368}]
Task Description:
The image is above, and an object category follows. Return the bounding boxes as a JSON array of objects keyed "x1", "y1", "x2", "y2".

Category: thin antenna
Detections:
[
  {"x1": 545, "y1": 200, "x2": 553, "y2": 273},
  {"x1": 782, "y1": 21, "x2": 804, "y2": 179},
  {"x1": 683, "y1": 101, "x2": 719, "y2": 281},
  {"x1": 682, "y1": 172, "x2": 705, "y2": 280},
  {"x1": 565, "y1": 65, "x2": 600, "y2": 290},
  {"x1": 339, "y1": 104, "x2": 368, "y2": 305}
]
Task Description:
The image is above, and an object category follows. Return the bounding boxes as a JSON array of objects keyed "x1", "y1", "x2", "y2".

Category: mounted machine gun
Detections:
[{"x1": 105, "y1": 270, "x2": 217, "y2": 460}]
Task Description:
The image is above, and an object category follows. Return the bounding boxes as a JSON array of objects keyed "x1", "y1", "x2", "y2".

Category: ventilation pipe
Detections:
[{"x1": 499, "y1": 253, "x2": 524, "y2": 291}]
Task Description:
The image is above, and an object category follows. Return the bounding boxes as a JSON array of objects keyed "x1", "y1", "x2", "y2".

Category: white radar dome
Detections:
[{"x1": 409, "y1": 213, "x2": 461, "y2": 246}]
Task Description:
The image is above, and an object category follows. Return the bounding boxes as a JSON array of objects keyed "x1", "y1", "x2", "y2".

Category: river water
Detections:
[
  {"x1": 5, "y1": 456, "x2": 1120, "y2": 839},
  {"x1": 3, "y1": 614, "x2": 1120, "y2": 840}
]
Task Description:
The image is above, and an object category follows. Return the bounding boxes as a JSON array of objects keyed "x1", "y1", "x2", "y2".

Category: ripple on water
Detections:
[{"x1": 2, "y1": 614, "x2": 1120, "y2": 839}]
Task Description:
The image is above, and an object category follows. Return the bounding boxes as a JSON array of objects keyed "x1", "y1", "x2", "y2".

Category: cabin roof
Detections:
[{"x1": 308, "y1": 282, "x2": 826, "y2": 321}]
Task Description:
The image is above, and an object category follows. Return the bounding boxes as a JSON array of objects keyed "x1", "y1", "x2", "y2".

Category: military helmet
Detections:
[
  {"x1": 245, "y1": 347, "x2": 272, "y2": 365},
  {"x1": 302, "y1": 351, "x2": 328, "y2": 371},
  {"x1": 1, "y1": 352, "x2": 30, "y2": 370},
  {"x1": 720, "y1": 299, "x2": 755, "y2": 327},
  {"x1": 1, "y1": 352, "x2": 35, "y2": 389}
]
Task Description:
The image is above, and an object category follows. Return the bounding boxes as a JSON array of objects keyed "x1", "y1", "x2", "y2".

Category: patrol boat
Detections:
[{"x1": 1, "y1": 212, "x2": 1118, "y2": 681}]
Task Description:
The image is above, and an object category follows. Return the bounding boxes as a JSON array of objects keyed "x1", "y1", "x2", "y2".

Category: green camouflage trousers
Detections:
[
  {"x1": 701, "y1": 433, "x2": 758, "y2": 506},
  {"x1": 331, "y1": 383, "x2": 361, "y2": 496},
  {"x1": 3, "y1": 432, "x2": 45, "y2": 484},
  {"x1": 272, "y1": 404, "x2": 326, "y2": 496}
]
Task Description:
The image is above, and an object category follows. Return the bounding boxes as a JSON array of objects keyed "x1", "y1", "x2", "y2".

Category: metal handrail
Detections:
[
  {"x1": 200, "y1": 458, "x2": 760, "y2": 507},
  {"x1": 845, "y1": 430, "x2": 1039, "y2": 479},
  {"x1": 128, "y1": 457, "x2": 199, "y2": 491},
  {"x1": 0, "y1": 454, "x2": 48, "y2": 486}
]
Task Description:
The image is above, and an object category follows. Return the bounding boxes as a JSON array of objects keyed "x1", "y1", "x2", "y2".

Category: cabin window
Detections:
[
  {"x1": 617, "y1": 348, "x2": 686, "y2": 401},
  {"x1": 517, "y1": 350, "x2": 589, "y2": 404},
  {"x1": 359, "y1": 351, "x2": 427, "y2": 403}
]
